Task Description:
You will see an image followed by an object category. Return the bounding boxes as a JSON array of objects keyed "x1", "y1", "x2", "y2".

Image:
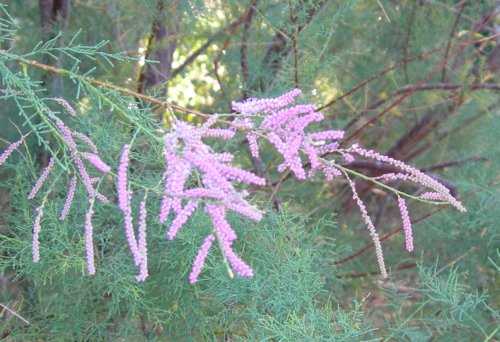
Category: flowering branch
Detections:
[{"x1": 0, "y1": 87, "x2": 467, "y2": 283}]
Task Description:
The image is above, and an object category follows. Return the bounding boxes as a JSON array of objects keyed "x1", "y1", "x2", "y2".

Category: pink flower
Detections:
[
  {"x1": 116, "y1": 144, "x2": 140, "y2": 265},
  {"x1": 345, "y1": 175, "x2": 387, "y2": 278},
  {"x1": 246, "y1": 133, "x2": 260, "y2": 159},
  {"x1": 232, "y1": 88, "x2": 302, "y2": 114},
  {"x1": 419, "y1": 192, "x2": 446, "y2": 201},
  {"x1": 202, "y1": 128, "x2": 235, "y2": 140},
  {"x1": 60, "y1": 176, "x2": 77, "y2": 220},
  {"x1": 349, "y1": 144, "x2": 466, "y2": 212},
  {"x1": 397, "y1": 196, "x2": 414, "y2": 252},
  {"x1": 0, "y1": 138, "x2": 24, "y2": 167},
  {"x1": 206, "y1": 204, "x2": 253, "y2": 278},
  {"x1": 32, "y1": 203, "x2": 44, "y2": 263},
  {"x1": 54, "y1": 117, "x2": 96, "y2": 198},
  {"x1": 136, "y1": 196, "x2": 149, "y2": 282},
  {"x1": 72, "y1": 131, "x2": 98, "y2": 154},
  {"x1": 28, "y1": 157, "x2": 55, "y2": 200},
  {"x1": 166, "y1": 200, "x2": 198, "y2": 240},
  {"x1": 52, "y1": 98, "x2": 77, "y2": 117},
  {"x1": 82, "y1": 153, "x2": 111, "y2": 174},
  {"x1": 308, "y1": 130, "x2": 345, "y2": 141},
  {"x1": 189, "y1": 234, "x2": 215, "y2": 284},
  {"x1": 84, "y1": 199, "x2": 96, "y2": 275}
]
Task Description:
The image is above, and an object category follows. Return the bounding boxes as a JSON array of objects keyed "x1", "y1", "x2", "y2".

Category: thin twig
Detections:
[
  {"x1": 423, "y1": 156, "x2": 487, "y2": 172},
  {"x1": 0, "y1": 303, "x2": 30, "y2": 325},
  {"x1": 167, "y1": 2, "x2": 257, "y2": 82}
]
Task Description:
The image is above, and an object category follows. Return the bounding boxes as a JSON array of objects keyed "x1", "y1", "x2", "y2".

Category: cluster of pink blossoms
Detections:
[
  {"x1": 156, "y1": 120, "x2": 265, "y2": 283},
  {"x1": 232, "y1": 89, "x2": 466, "y2": 278},
  {"x1": 0, "y1": 90, "x2": 468, "y2": 282},
  {"x1": 232, "y1": 89, "x2": 347, "y2": 180},
  {"x1": 0, "y1": 106, "x2": 112, "y2": 276}
]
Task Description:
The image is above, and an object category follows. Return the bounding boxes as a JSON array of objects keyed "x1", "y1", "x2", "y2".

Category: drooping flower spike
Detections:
[
  {"x1": 136, "y1": 194, "x2": 149, "y2": 282},
  {"x1": 59, "y1": 176, "x2": 77, "y2": 220},
  {"x1": 28, "y1": 157, "x2": 55, "y2": 200},
  {"x1": 116, "y1": 144, "x2": 141, "y2": 266},
  {"x1": 0, "y1": 137, "x2": 24, "y2": 167}
]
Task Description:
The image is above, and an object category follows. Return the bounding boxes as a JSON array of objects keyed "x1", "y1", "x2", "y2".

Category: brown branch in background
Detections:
[
  {"x1": 257, "y1": 0, "x2": 329, "y2": 91},
  {"x1": 317, "y1": 47, "x2": 443, "y2": 112},
  {"x1": 137, "y1": 0, "x2": 179, "y2": 95},
  {"x1": 235, "y1": 0, "x2": 281, "y2": 209},
  {"x1": 405, "y1": 101, "x2": 499, "y2": 161},
  {"x1": 449, "y1": 7, "x2": 499, "y2": 75},
  {"x1": 441, "y1": 0, "x2": 466, "y2": 82},
  {"x1": 341, "y1": 80, "x2": 500, "y2": 145},
  {"x1": 289, "y1": 0, "x2": 299, "y2": 88},
  {"x1": 168, "y1": 3, "x2": 257, "y2": 83},
  {"x1": 240, "y1": 0, "x2": 258, "y2": 98},
  {"x1": 385, "y1": 94, "x2": 460, "y2": 160},
  {"x1": 12, "y1": 56, "x2": 210, "y2": 118},
  {"x1": 435, "y1": 103, "x2": 497, "y2": 142},
  {"x1": 38, "y1": 0, "x2": 70, "y2": 97},
  {"x1": 214, "y1": 38, "x2": 232, "y2": 109},
  {"x1": 423, "y1": 156, "x2": 487, "y2": 172},
  {"x1": 341, "y1": 30, "x2": 500, "y2": 145},
  {"x1": 318, "y1": 31, "x2": 500, "y2": 114}
]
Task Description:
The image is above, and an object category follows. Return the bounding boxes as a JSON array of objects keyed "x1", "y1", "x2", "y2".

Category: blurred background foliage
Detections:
[{"x1": 0, "y1": 0, "x2": 499, "y2": 340}]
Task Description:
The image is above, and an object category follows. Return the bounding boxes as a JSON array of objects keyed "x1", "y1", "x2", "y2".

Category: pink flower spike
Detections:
[
  {"x1": 32, "y1": 203, "x2": 44, "y2": 263},
  {"x1": 232, "y1": 88, "x2": 302, "y2": 114},
  {"x1": 117, "y1": 144, "x2": 131, "y2": 212},
  {"x1": 345, "y1": 176, "x2": 387, "y2": 278},
  {"x1": 308, "y1": 130, "x2": 345, "y2": 141},
  {"x1": 116, "y1": 144, "x2": 140, "y2": 265},
  {"x1": 166, "y1": 200, "x2": 198, "y2": 240},
  {"x1": 82, "y1": 153, "x2": 111, "y2": 174},
  {"x1": 217, "y1": 165, "x2": 266, "y2": 186},
  {"x1": 189, "y1": 234, "x2": 215, "y2": 284},
  {"x1": 397, "y1": 197, "x2": 414, "y2": 252},
  {"x1": 84, "y1": 198, "x2": 96, "y2": 275},
  {"x1": 206, "y1": 205, "x2": 237, "y2": 242},
  {"x1": 59, "y1": 176, "x2": 77, "y2": 220},
  {"x1": 202, "y1": 128, "x2": 235, "y2": 140},
  {"x1": 261, "y1": 104, "x2": 315, "y2": 130},
  {"x1": 158, "y1": 196, "x2": 172, "y2": 224},
  {"x1": 54, "y1": 118, "x2": 95, "y2": 198},
  {"x1": 224, "y1": 245, "x2": 254, "y2": 278},
  {"x1": 136, "y1": 196, "x2": 149, "y2": 282},
  {"x1": 349, "y1": 144, "x2": 466, "y2": 212},
  {"x1": 0, "y1": 138, "x2": 24, "y2": 167},
  {"x1": 52, "y1": 98, "x2": 77, "y2": 117},
  {"x1": 246, "y1": 133, "x2": 260, "y2": 159},
  {"x1": 419, "y1": 192, "x2": 446, "y2": 201},
  {"x1": 206, "y1": 204, "x2": 253, "y2": 278},
  {"x1": 72, "y1": 131, "x2": 98, "y2": 154},
  {"x1": 28, "y1": 157, "x2": 55, "y2": 200}
]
